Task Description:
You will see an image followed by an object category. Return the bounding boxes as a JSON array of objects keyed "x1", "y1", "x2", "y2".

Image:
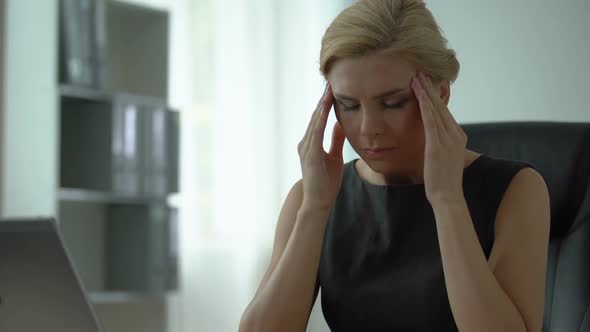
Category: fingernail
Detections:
[{"x1": 413, "y1": 76, "x2": 422, "y2": 89}]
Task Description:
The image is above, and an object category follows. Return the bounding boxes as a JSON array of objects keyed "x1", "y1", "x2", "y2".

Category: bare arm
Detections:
[
  {"x1": 240, "y1": 82, "x2": 343, "y2": 332},
  {"x1": 238, "y1": 179, "x2": 329, "y2": 332},
  {"x1": 432, "y1": 168, "x2": 550, "y2": 332}
]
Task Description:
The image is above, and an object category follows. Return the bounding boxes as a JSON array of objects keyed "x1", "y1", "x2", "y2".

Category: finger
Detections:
[
  {"x1": 418, "y1": 73, "x2": 446, "y2": 110},
  {"x1": 300, "y1": 108, "x2": 318, "y2": 154},
  {"x1": 310, "y1": 83, "x2": 334, "y2": 152},
  {"x1": 303, "y1": 109, "x2": 318, "y2": 140},
  {"x1": 328, "y1": 121, "x2": 346, "y2": 159},
  {"x1": 301, "y1": 84, "x2": 330, "y2": 152},
  {"x1": 309, "y1": 84, "x2": 330, "y2": 135},
  {"x1": 308, "y1": 84, "x2": 331, "y2": 147},
  {"x1": 412, "y1": 75, "x2": 440, "y2": 143},
  {"x1": 319, "y1": 84, "x2": 334, "y2": 128},
  {"x1": 418, "y1": 73, "x2": 459, "y2": 137},
  {"x1": 416, "y1": 73, "x2": 447, "y2": 136},
  {"x1": 422, "y1": 74, "x2": 464, "y2": 139}
]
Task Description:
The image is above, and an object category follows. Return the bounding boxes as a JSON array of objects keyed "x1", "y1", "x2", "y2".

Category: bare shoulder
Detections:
[
  {"x1": 489, "y1": 166, "x2": 550, "y2": 269},
  {"x1": 463, "y1": 149, "x2": 481, "y2": 168},
  {"x1": 497, "y1": 166, "x2": 549, "y2": 222}
]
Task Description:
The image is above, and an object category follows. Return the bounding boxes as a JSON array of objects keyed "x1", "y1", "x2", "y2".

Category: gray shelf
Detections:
[
  {"x1": 59, "y1": 84, "x2": 114, "y2": 102},
  {"x1": 59, "y1": 84, "x2": 173, "y2": 106},
  {"x1": 59, "y1": 188, "x2": 166, "y2": 205},
  {"x1": 58, "y1": 200, "x2": 179, "y2": 295},
  {"x1": 88, "y1": 291, "x2": 166, "y2": 304},
  {"x1": 57, "y1": 1, "x2": 178, "y2": 319}
]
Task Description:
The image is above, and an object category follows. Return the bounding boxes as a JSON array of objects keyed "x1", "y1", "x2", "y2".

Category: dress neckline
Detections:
[{"x1": 351, "y1": 153, "x2": 487, "y2": 190}]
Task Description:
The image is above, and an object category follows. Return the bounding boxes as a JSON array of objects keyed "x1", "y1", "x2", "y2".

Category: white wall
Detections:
[
  {"x1": 0, "y1": 0, "x2": 5, "y2": 210},
  {"x1": 0, "y1": 0, "x2": 57, "y2": 218},
  {"x1": 426, "y1": 0, "x2": 590, "y2": 124}
]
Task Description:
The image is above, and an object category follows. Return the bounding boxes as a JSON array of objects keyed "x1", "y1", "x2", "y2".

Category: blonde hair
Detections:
[{"x1": 320, "y1": 0, "x2": 459, "y2": 84}]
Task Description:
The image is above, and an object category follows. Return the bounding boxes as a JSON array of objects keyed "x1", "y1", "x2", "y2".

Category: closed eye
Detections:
[
  {"x1": 338, "y1": 99, "x2": 408, "y2": 112},
  {"x1": 340, "y1": 103, "x2": 359, "y2": 112},
  {"x1": 384, "y1": 99, "x2": 408, "y2": 109}
]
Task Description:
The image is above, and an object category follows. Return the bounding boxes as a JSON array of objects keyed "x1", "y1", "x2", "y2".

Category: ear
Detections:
[{"x1": 438, "y1": 79, "x2": 451, "y2": 106}]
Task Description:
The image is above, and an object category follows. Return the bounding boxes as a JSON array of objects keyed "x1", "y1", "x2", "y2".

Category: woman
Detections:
[{"x1": 239, "y1": 1, "x2": 550, "y2": 331}]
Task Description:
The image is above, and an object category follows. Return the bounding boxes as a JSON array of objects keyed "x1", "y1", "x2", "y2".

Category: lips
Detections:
[
  {"x1": 362, "y1": 146, "x2": 398, "y2": 160},
  {"x1": 363, "y1": 147, "x2": 397, "y2": 153}
]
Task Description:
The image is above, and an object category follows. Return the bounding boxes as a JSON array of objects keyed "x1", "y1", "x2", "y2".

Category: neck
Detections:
[{"x1": 356, "y1": 159, "x2": 424, "y2": 186}]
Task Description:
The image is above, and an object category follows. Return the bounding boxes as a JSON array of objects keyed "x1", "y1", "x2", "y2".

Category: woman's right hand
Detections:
[{"x1": 297, "y1": 83, "x2": 347, "y2": 212}]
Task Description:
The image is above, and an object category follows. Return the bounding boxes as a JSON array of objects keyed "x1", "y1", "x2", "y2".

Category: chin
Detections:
[{"x1": 361, "y1": 157, "x2": 399, "y2": 173}]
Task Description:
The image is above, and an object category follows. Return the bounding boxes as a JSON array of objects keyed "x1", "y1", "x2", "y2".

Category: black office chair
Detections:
[{"x1": 462, "y1": 121, "x2": 590, "y2": 332}]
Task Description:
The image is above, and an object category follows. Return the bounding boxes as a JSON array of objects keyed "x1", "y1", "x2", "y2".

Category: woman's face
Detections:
[{"x1": 328, "y1": 51, "x2": 447, "y2": 182}]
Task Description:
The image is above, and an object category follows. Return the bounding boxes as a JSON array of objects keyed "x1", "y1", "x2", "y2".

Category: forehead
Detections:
[{"x1": 328, "y1": 52, "x2": 416, "y2": 97}]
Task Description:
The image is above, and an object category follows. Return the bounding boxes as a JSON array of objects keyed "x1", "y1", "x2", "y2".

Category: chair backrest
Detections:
[{"x1": 462, "y1": 121, "x2": 590, "y2": 332}]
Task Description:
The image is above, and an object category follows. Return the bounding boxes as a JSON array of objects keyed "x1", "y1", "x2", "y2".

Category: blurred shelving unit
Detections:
[{"x1": 57, "y1": 0, "x2": 179, "y2": 331}]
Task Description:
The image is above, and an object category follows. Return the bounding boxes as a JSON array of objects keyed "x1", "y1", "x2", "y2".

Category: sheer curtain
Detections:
[{"x1": 168, "y1": 1, "x2": 352, "y2": 331}]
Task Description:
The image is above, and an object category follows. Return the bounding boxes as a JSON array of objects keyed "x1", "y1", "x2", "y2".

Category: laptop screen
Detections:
[{"x1": 0, "y1": 218, "x2": 102, "y2": 332}]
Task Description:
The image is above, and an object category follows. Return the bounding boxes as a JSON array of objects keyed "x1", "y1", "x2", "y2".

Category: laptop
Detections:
[{"x1": 0, "y1": 217, "x2": 103, "y2": 331}]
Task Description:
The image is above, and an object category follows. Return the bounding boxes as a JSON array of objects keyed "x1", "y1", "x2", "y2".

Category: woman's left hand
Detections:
[{"x1": 412, "y1": 71, "x2": 467, "y2": 206}]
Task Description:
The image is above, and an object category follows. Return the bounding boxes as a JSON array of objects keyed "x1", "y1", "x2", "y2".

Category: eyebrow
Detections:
[{"x1": 334, "y1": 88, "x2": 407, "y2": 102}]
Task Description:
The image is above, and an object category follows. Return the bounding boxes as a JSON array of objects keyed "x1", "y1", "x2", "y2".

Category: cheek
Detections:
[
  {"x1": 399, "y1": 103, "x2": 423, "y2": 129},
  {"x1": 384, "y1": 109, "x2": 417, "y2": 130},
  {"x1": 335, "y1": 110, "x2": 356, "y2": 133},
  {"x1": 334, "y1": 112, "x2": 359, "y2": 145}
]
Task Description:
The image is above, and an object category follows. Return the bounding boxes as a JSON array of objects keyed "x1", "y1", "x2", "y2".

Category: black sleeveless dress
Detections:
[{"x1": 316, "y1": 153, "x2": 537, "y2": 331}]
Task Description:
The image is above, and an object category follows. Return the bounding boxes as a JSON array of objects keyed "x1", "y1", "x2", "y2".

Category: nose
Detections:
[{"x1": 360, "y1": 107, "x2": 385, "y2": 137}]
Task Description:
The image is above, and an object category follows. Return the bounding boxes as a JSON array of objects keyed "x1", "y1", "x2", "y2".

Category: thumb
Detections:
[{"x1": 328, "y1": 121, "x2": 346, "y2": 159}]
